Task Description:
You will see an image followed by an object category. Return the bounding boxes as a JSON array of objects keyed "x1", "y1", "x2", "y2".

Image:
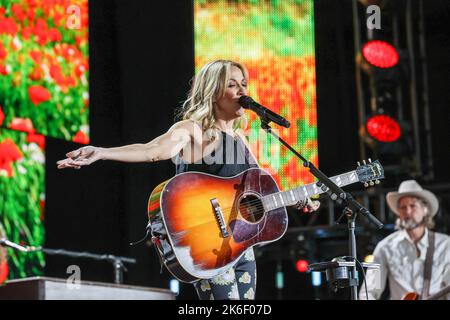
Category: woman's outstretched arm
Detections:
[{"x1": 57, "y1": 120, "x2": 196, "y2": 169}]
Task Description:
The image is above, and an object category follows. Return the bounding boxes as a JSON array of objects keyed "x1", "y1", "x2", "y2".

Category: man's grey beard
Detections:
[{"x1": 396, "y1": 217, "x2": 425, "y2": 230}]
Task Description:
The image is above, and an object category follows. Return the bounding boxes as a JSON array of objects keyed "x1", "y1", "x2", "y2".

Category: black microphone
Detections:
[{"x1": 238, "y1": 96, "x2": 290, "y2": 128}]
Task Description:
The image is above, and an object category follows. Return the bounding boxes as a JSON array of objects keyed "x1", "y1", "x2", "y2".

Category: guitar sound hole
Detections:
[{"x1": 239, "y1": 194, "x2": 264, "y2": 223}]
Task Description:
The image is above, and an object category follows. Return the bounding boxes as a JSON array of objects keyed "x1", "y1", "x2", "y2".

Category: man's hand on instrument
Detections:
[
  {"x1": 56, "y1": 146, "x2": 103, "y2": 169},
  {"x1": 295, "y1": 198, "x2": 321, "y2": 213}
]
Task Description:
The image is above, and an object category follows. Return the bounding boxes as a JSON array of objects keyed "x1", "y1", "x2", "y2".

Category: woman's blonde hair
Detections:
[{"x1": 179, "y1": 60, "x2": 248, "y2": 137}]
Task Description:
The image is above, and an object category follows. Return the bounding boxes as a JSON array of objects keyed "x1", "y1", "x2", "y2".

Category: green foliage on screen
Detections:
[{"x1": 0, "y1": 128, "x2": 45, "y2": 279}]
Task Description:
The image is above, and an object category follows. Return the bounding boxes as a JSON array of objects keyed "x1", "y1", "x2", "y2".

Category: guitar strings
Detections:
[
  {"x1": 217, "y1": 204, "x2": 267, "y2": 223},
  {"x1": 209, "y1": 199, "x2": 267, "y2": 221},
  {"x1": 219, "y1": 188, "x2": 309, "y2": 212},
  {"x1": 174, "y1": 176, "x2": 378, "y2": 226},
  {"x1": 211, "y1": 189, "x2": 311, "y2": 217},
  {"x1": 214, "y1": 185, "x2": 337, "y2": 219},
  {"x1": 216, "y1": 175, "x2": 376, "y2": 214},
  {"x1": 186, "y1": 174, "x2": 375, "y2": 218},
  {"x1": 216, "y1": 192, "x2": 305, "y2": 215},
  {"x1": 216, "y1": 201, "x2": 281, "y2": 220}
]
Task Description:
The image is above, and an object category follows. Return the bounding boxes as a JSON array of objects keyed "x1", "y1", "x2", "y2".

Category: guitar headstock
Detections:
[{"x1": 355, "y1": 159, "x2": 385, "y2": 187}]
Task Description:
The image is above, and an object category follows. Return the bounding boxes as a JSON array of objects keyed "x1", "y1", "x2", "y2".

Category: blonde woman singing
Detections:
[{"x1": 57, "y1": 60, "x2": 318, "y2": 300}]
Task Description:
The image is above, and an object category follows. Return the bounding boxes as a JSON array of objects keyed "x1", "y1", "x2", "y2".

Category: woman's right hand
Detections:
[{"x1": 56, "y1": 146, "x2": 103, "y2": 169}]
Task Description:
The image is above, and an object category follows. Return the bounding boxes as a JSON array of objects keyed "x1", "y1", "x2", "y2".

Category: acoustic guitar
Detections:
[{"x1": 147, "y1": 160, "x2": 384, "y2": 283}]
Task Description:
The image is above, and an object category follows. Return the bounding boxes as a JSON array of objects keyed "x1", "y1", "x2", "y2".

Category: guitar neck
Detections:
[{"x1": 262, "y1": 170, "x2": 360, "y2": 211}]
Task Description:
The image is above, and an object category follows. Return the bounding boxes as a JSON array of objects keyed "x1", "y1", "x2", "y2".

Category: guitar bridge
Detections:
[{"x1": 210, "y1": 198, "x2": 229, "y2": 238}]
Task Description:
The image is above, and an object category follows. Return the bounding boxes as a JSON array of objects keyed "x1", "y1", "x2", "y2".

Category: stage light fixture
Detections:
[
  {"x1": 362, "y1": 40, "x2": 399, "y2": 69},
  {"x1": 169, "y1": 279, "x2": 180, "y2": 295},
  {"x1": 296, "y1": 259, "x2": 309, "y2": 273},
  {"x1": 366, "y1": 113, "x2": 401, "y2": 143},
  {"x1": 276, "y1": 269, "x2": 284, "y2": 289},
  {"x1": 311, "y1": 271, "x2": 322, "y2": 287}
]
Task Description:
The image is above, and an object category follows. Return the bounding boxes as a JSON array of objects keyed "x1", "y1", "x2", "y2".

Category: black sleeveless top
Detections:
[{"x1": 175, "y1": 131, "x2": 258, "y2": 177}]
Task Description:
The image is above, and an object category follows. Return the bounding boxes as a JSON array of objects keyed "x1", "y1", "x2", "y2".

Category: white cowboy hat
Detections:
[{"x1": 386, "y1": 180, "x2": 439, "y2": 217}]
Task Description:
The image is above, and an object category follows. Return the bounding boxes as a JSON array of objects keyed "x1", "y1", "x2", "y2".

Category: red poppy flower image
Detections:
[
  {"x1": 10, "y1": 117, "x2": 35, "y2": 134},
  {"x1": 28, "y1": 85, "x2": 51, "y2": 105},
  {"x1": 0, "y1": 261, "x2": 8, "y2": 284},
  {"x1": 27, "y1": 132, "x2": 45, "y2": 150},
  {"x1": 0, "y1": 17, "x2": 18, "y2": 35},
  {"x1": 0, "y1": 106, "x2": 4, "y2": 126},
  {"x1": 0, "y1": 138, "x2": 23, "y2": 177},
  {"x1": 11, "y1": 4, "x2": 26, "y2": 22},
  {"x1": 33, "y1": 17, "x2": 49, "y2": 46},
  {"x1": 48, "y1": 28, "x2": 62, "y2": 42},
  {"x1": 39, "y1": 199, "x2": 45, "y2": 221},
  {"x1": 0, "y1": 42, "x2": 6, "y2": 59},
  {"x1": 29, "y1": 65, "x2": 43, "y2": 80},
  {"x1": 29, "y1": 50, "x2": 43, "y2": 63},
  {"x1": 0, "y1": 219, "x2": 8, "y2": 284},
  {"x1": 73, "y1": 130, "x2": 89, "y2": 144},
  {"x1": 50, "y1": 64, "x2": 65, "y2": 85},
  {"x1": 0, "y1": 63, "x2": 7, "y2": 75}
]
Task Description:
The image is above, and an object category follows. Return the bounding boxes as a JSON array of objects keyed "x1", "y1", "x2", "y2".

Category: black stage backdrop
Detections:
[{"x1": 44, "y1": 0, "x2": 450, "y2": 300}]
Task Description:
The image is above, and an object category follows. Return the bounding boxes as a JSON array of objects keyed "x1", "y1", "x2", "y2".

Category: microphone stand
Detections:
[
  {"x1": 258, "y1": 118, "x2": 383, "y2": 300},
  {"x1": 0, "y1": 239, "x2": 136, "y2": 284},
  {"x1": 37, "y1": 248, "x2": 136, "y2": 285}
]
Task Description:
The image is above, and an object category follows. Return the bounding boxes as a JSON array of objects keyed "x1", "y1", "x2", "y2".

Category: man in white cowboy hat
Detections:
[{"x1": 359, "y1": 180, "x2": 450, "y2": 300}]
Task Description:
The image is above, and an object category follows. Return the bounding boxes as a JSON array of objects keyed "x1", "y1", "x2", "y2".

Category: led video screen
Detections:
[
  {"x1": 0, "y1": 127, "x2": 45, "y2": 280},
  {"x1": 195, "y1": 0, "x2": 317, "y2": 190},
  {"x1": 0, "y1": 0, "x2": 89, "y2": 144}
]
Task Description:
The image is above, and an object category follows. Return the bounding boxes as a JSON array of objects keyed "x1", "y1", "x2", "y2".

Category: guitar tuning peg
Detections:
[
  {"x1": 370, "y1": 181, "x2": 374, "y2": 186},
  {"x1": 368, "y1": 158, "x2": 372, "y2": 163},
  {"x1": 364, "y1": 182, "x2": 369, "y2": 187},
  {"x1": 363, "y1": 159, "x2": 366, "y2": 165},
  {"x1": 375, "y1": 179, "x2": 380, "y2": 184}
]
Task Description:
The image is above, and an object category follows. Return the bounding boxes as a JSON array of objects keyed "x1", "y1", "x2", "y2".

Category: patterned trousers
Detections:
[{"x1": 194, "y1": 248, "x2": 257, "y2": 300}]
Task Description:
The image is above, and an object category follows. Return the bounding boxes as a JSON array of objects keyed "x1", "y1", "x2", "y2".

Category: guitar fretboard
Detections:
[{"x1": 262, "y1": 170, "x2": 360, "y2": 211}]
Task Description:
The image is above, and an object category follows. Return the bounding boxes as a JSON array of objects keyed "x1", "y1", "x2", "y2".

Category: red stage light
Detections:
[
  {"x1": 366, "y1": 114, "x2": 401, "y2": 142},
  {"x1": 296, "y1": 259, "x2": 309, "y2": 273},
  {"x1": 362, "y1": 40, "x2": 399, "y2": 69}
]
